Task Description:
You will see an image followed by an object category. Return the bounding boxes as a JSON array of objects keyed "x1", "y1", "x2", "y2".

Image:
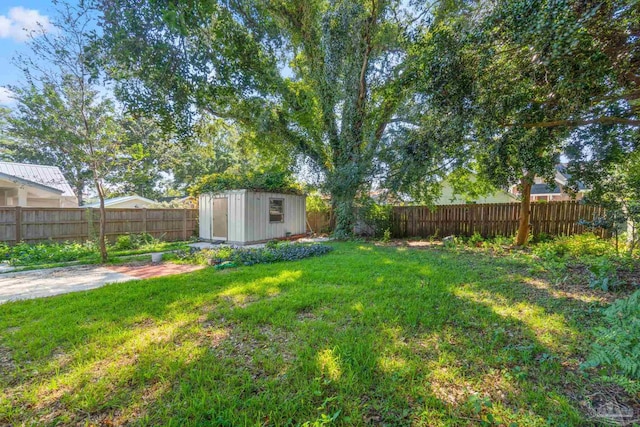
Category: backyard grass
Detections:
[{"x1": 0, "y1": 242, "x2": 632, "y2": 425}]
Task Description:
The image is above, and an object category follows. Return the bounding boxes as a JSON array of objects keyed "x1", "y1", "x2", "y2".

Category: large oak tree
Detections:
[{"x1": 97, "y1": 0, "x2": 458, "y2": 237}]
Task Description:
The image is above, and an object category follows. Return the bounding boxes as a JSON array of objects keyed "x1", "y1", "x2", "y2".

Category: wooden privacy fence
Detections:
[
  {"x1": 0, "y1": 207, "x2": 198, "y2": 244},
  {"x1": 391, "y1": 201, "x2": 608, "y2": 238},
  {"x1": 306, "y1": 211, "x2": 333, "y2": 234}
]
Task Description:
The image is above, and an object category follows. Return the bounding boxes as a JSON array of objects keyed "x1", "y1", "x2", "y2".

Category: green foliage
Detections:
[
  {"x1": 181, "y1": 243, "x2": 333, "y2": 267},
  {"x1": 584, "y1": 290, "x2": 640, "y2": 383},
  {"x1": 1, "y1": 241, "x2": 97, "y2": 266},
  {"x1": 113, "y1": 233, "x2": 159, "y2": 251},
  {"x1": 306, "y1": 192, "x2": 330, "y2": 214},
  {"x1": 469, "y1": 232, "x2": 484, "y2": 247},
  {"x1": 381, "y1": 228, "x2": 392, "y2": 243},
  {"x1": 357, "y1": 198, "x2": 392, "y2": 238},
  {"x1": 587, "y1": 258, "x2": 622, "y2": 292},
  {"x1": 189, "y1": 170, "x2": 302, "y2": 196},
  {"x1": 532, "y1": 233, "x2": 616, "y2": 260},
  {"x1": 98, "y1": 0, "x2": 463, "y2": 237}
]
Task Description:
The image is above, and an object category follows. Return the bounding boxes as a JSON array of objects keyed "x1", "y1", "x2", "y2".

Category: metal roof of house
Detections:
[
  {"x1": 531, "y1": 183, "x2": 562, "y2": 195},
  {"x1": 0, "y1": 161, "x2": 76, "y2": 197},
  {"x1": 84, "y1": 195, "x2": 157, "y2": 207}
]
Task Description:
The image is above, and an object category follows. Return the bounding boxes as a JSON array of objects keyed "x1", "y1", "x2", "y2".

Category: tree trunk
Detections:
[
  {"x1": 332, "y1": 193, "x2": 358, "y2": 239},
  {"x1": 515, "y1": 174, "x2": 533, "y2": 246},
  {"x1": 94, "y1": 178, "x2": 108, "y2": 263},
  {"x1": 75, "y1": 183, "x2": 84, "y2": 206}
]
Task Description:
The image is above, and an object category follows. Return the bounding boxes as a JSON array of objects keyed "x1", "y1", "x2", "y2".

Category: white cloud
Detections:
[
  {"x1": 0, "y1": 87, "x2": 14, "y2": 105},
  {"x1": 0, "y1": 7, "x2": 52, "y2": 42}
]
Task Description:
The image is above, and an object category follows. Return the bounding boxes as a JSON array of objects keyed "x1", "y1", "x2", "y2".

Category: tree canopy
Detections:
[{"x1": 98, "y1": 0, "x2": 464, "y2": 236}]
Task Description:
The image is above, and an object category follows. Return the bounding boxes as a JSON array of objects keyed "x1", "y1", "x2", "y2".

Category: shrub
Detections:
[
  {"x1": 114, "y1": 235, "x2": 135, "y2": 250},
  {"x1": 112, "y1": 233, "x2": 160, "y2": 251},
  {"x1": 587, "y1": 258, "x2": 622, "y2": 292},
  {"x1": 584, "y1": 290, "x2": 640, "y2": 391},
  {"x1": 357, "y1": 198, "x2": 392, "y2": 238},
  {"x1": 3, "y1": 241, "x2": 96, "y2": 266},
  {"x1": 469, "y1": 232, "x2": 484, "y2": 247},
  {"x1": 532, "y1": 233, "x2": 616, "y2": 260},
  {"x1": 381, "y1": 228, "x2": 391, "y2": 243}
]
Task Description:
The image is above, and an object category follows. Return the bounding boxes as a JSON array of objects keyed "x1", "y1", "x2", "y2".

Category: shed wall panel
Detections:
[
  {"x1": 198, "y1": 194, "x2": 213, "y2": 240},
  {"x1": 226, "y1": 191, "x2": 246, "y2": 242},
  {"x1": 200, "y1": 191, "x2": 305, "y2": 244},
  {"x1": 245, "y1": 192, "x2": 306, "y2": 243}
]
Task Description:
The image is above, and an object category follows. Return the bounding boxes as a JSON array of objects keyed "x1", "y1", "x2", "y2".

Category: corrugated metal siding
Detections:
[
  {"x1": 200, "y1": 190, "x2": 305, "y2": 243},
  {"x1": 199, "y1": 194, "x2": 213, "y2": 240},
  {"x1": 245, "y1": 192, "x2": 306, "y2": 243},
  {"x1": 227, "y1": 191, "x2": 246, "y2": 242}
]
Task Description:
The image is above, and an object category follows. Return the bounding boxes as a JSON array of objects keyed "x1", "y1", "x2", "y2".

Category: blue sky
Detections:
[{"x1": 0, "y1": 1, "x2": 69, "y2": 104}]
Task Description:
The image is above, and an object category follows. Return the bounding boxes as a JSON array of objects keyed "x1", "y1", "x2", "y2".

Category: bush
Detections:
[
  {"x1": 587, "y1": 258, "x2": 622, "y2": 292},
  {"x1": 2, "y1": 241, "x2": 97, "y2": 266},
  {"x1": 357, "y1": 198, "x2": 392, "y2": 238},
  {"x1": 584, "y1": 290, "x2": 640, "y2": 392},
  {"x1": 113, "y1": 233, "x2": 159, "y2": 251},
  {"x1": 532, "y1": 233, "x2": 616, "y2": 260},
  {"x1": 469, "y1": 232, "x2": 484, "y2": 247}
]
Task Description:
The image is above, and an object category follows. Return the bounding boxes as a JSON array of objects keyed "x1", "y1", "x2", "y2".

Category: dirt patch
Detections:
[
  {"x1": 581, "y1": 386, "x2": 640, "y2": 426},
  {"x1": 0, "y1": 345, "x2": 15, "y2": 374},
  {"x1": 106, "y1": 263, "x2": 204, "y2": 279}
]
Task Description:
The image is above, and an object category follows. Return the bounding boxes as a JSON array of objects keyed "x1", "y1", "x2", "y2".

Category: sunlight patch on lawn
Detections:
[
  {"x1": 351, "y1": 301, "x2": 365, "y2": 313},
  {"x1": 217, "y1": 270, "x2": 302, "y2": 305},
  {"x1": 378, "y1": 355, "x2": 408, "y2": 375},
  {"x1": 521, "y1": 277, "x2": 605, "y2": 304},
  {"x1": 317, "y1": 348, "x2": 342, "y2": 381},
  {"x1": 6, "y1": 317, "x2": 205, "y2": 421},
  {"x1": 453, "y1": 286, "x2": 577, "y2": 352}
]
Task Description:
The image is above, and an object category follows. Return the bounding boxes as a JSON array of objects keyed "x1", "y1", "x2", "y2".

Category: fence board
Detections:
[
  {"x1": 0, "y1": 207, "x2": 198, "y2": 244},
  {"x1": 390, "y1": 201, "x2": 608, "y2": 239}
]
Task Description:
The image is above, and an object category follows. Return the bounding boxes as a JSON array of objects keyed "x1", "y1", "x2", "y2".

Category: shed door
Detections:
[{"x1": 212, "y1": 197, "x2": 228, "y2": 238}]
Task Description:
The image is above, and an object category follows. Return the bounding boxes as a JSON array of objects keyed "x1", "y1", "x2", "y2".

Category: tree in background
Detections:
[
  {"x1": 98, "y1": 0, "x2": 464, "y2": 237},
  {"x1": 394, "y1": 0, "x2": 638, "y2": 245},
  {"x1": 6, "y1": 2, "x2": 121, "y2": 262},
  {"x1": 0, "y1": 108, "x2": 93, "y2": 205}
]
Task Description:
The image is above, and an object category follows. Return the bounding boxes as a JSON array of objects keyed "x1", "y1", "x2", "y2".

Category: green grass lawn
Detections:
[{"x1": 0, "y1": 242, "x2": 619, "y2": 425}]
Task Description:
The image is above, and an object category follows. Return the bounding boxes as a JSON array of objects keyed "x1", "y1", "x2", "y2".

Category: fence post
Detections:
[
  {"x1": 15, "y1": 206, "x2": 21, "y2": 243},
  {"x1": 182, "y1": 209, "x2": 188, "y2": 241},
  {"x1": 142, "y1": 208, "x2": 147, "y2": 234}
]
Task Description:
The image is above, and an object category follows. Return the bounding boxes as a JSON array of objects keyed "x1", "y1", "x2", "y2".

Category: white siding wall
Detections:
[
  {"x1": 199, "y1": 194, "x2": 214, "y2": 240},
  {"x1": 244, "y1": 192, "x2": 306, "y2": 243},
  {"x1": 227, "y1": 190, "x2": 246, "y2": 242},
  {"x1": 199, "y1": 190, "x2": 306, "y2": 244}
]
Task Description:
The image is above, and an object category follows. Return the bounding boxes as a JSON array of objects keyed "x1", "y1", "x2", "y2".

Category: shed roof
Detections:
[{"x1": 0, "y1": 161, "x2": 75, "y2": 197}]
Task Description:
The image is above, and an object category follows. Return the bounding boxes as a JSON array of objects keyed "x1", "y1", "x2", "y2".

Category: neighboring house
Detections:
[
  {"x1": 0, "y1": 161, "x2": 78, "y2": 207},
  {"x1": 510, "y1": 165, "x2": 588, "y2": 202},
  {"x1": 436, "y1": 177, "x2": 516, "y2": 205},
  {"x1": 84, "y1": 195, "x2": 157, "y2": 209},
  {"x1": 156, "y1": 195, "x2": 198, "y2": 208}
]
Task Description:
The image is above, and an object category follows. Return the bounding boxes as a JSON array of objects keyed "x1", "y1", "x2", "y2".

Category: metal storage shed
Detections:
[{"x1": 199, "y1": 190, "x2": 307, "y2": 245}]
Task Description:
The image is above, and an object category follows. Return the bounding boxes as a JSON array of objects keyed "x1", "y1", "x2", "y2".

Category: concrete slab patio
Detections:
[{"x1": 0, "y1": 263, "x2": 204, "y2": 304}]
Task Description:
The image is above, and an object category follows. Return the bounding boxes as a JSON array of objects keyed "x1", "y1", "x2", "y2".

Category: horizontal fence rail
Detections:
[
  {"x1": 391, "y1": 201, "x2": 608, "y2": 239},
  {"x1": 0, "y1": 207, "x2": 198, "y2": 244}
]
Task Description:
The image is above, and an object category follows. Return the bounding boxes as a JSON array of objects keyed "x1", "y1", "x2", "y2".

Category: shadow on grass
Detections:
[{"x1": 0, "y1": 242, "x2": 606, "y2": 425}]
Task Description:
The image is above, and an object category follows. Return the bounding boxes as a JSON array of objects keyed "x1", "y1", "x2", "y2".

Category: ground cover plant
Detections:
[
  {"x1": 174, "y1": 242, "x2": 334, "y2": 267},
  {"x1": 0, "y1": 234, "x2": 190, "y2": 267},
  {"x1": 1, "y1": 241, "x2": 638, "y2": 425}
]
